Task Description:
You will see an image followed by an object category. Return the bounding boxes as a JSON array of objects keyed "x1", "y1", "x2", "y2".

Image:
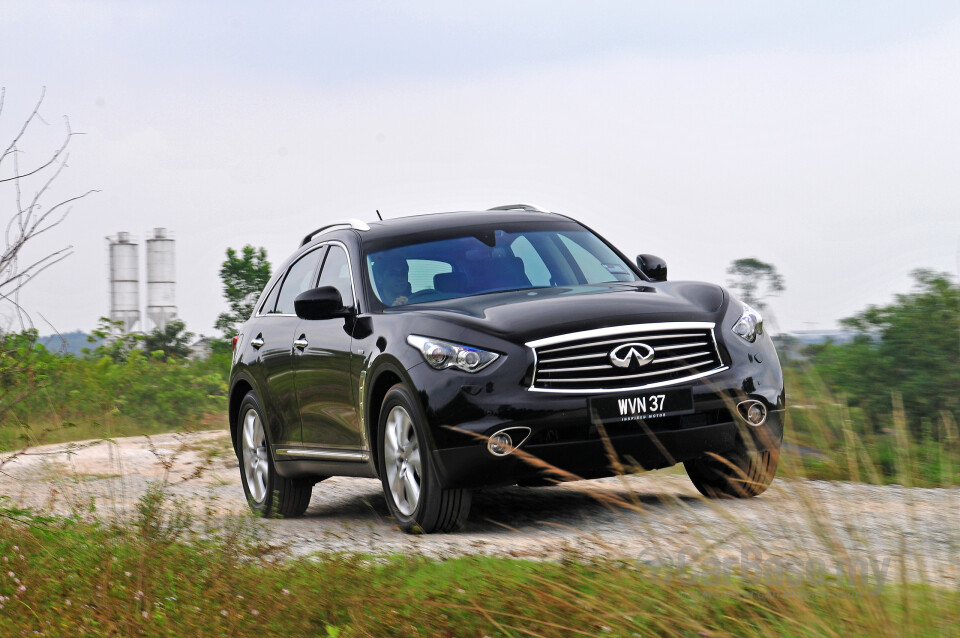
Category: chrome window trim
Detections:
[
  {"x1": 255, "y1": 240, "x2": 361, "y2": 317},
  {"x1": 256, "y1": 244, "x2": 327, "y2": 318},
  {"x1": 315, "y1": 240, "x2": 360, "y2": 312}
]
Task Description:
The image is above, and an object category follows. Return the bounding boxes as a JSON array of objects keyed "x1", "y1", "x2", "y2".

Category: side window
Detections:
[
  {"x1": 407, "y1": 259, "x2": 452, "y2": 293},
  {"x1": 274, "y1": 248, "x2": 325, "y2": 314},
  {"x1": 316, "y1": 245, "x2": 354, "y2": 307},
  {"x1": 258, "y1": 279, "x2": 282, "y2": 315},
  {"x1": 558, "y1": 235, "x2": 619, "y2": 284},
  {"x1": 509, "y1": 236, "x2": 551, "y2": 287}
]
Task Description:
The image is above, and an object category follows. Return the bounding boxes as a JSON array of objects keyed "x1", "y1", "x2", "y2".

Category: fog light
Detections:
[
  {"x1": 738, "y1": 400, "x2": 768, "y2": 426},
  {"x1": 488, "y1": 432, "x2": 513, "y2": 456}
]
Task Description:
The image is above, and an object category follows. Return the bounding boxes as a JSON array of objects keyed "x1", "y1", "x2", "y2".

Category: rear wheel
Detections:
[
  {"x1": 378, "y1": 384, "x2": 471, "y2": 533},
  {"x1": 238, "y1": 391, "x2": 313, "y2": 518},
  {"x1": 684, "y1": 439, "x2": 779, "y2": 499}
]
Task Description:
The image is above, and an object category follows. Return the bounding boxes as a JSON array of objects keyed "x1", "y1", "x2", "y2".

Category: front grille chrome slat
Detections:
[
  {"x1": 528, "y1": 322, "x2": 725, "y2": 393},
  {"x1": 538, "y1": 363, "x2": 613, "y2": 373},
  {"x1": 653, "y1": 341, "x2": 708, "y2": 352},
  {"x1": 537, "y1": 333, "x2": 705, "y2": 355},
  {"x1": 540, "y1": 358, "x2": 717, "y2": 383}
]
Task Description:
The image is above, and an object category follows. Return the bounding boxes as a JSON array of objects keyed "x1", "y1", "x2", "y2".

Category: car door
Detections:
[
  {"x1": 294, "y1": 243, "x2": 362, "y2": 453},
  {"x1": 257, "y1": 246, "x2": 326, "y2": 447}
]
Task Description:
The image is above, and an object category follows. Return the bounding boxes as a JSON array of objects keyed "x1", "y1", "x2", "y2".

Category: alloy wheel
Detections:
[
  {"x1": 241, "y1": 407, "x2": 269, "y2": 503},
  {"x1": 383, "y1": 405, "x2": 422, "y2": 516}
]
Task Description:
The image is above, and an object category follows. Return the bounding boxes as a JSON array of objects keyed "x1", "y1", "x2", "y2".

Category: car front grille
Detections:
[{"x1": 528, "y1": 322, "x2": 726, "y2": 393}]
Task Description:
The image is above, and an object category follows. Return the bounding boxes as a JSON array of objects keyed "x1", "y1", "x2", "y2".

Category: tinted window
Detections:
[
  {"x1": 275, "y1": 248, "x2": 324, "y2": 314},
  {"x1": 409, "y1": 259, "x2": 452, "y2": 293},
  {"x1": 510, "y1": 236, "x2": 551, "y2": 287},
  {"x1": 316, "y1": 245, "x2": 354, "y2": 307},
  {"x1": 558, "y1": 234, "x2": 629, "y2": 284},
  {"x1": 365, "y1": 228, "x2": 636, "y2": 307}
]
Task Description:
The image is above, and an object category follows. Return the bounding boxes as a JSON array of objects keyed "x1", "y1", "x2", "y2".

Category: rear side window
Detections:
[{"x1": 274, "y1": 248, "x2": 324, "y2": 314}]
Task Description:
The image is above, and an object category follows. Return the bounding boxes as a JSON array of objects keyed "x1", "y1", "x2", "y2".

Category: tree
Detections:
[
  {"x1": 215, "y1": 245, "x2": 271, "y2": 338},
  {"x1": 726, "y1": 258, "x2": 785, "y2": 310},
  {"x1": 808, "y1": 269, "x2": 959, "y2": 434},
  {"x1": 1, "y1": 88, "x2": 96, "y2": 330},
  {"x1": 85, "y1": 317, "x2": 141, "y2": 363},
  {"x1": 142, "y1": 319, "x2": 195, "y2": 360},
  {"x1": 1, "y1": 89, "x2": 94, "y2": 425}
]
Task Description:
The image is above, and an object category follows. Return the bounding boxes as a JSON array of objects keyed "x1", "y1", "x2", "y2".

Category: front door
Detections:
[
  {"x1": 295, "y1": 244, "x2": 362, "y2": 452},
  {"x1": 259, "y1": 246, "x2": 326, "y2": 446}
]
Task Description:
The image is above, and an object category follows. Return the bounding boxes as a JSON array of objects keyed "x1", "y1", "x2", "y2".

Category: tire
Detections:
[
  {"x1": 684, "y1": 440, "x2": 779, "y2": 499},
  {"x1": 237, "y1": 391, "x2": 313, "y2": 518},
  {"x1": 377, "y1": 384, "x2": 471, "y2": 533}
]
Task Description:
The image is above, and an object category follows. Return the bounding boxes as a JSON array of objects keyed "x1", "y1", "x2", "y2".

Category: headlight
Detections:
[
  {"x1": 406, "y1": 335, "x2": 500, "y2": 372},
  {"x1": 731, "y1": 302, "x2": 763, "y2": 343}
]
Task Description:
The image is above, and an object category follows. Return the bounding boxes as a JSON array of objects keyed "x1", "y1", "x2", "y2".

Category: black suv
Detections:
[{"x1": 229, "y1": 205, "x2": 784, "y2": 532}]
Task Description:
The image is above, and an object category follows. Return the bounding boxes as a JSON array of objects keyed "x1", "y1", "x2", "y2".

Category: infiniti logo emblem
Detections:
[{"x1": 609, "y1": 342, "x2": 655, "y2": 368}]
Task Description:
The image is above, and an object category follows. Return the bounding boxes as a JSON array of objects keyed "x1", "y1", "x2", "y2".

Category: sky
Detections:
[{"x1": 1, "y1": 1, "x2": 958, "y2": 336}]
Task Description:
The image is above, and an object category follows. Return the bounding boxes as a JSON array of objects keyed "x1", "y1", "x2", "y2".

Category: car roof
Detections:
[
  {"x1": 361, "y1": 209, "x2": 573, "y2": 239},
  {"x1": 301, "y1": 209, "x2": 579, "y2": 248}
]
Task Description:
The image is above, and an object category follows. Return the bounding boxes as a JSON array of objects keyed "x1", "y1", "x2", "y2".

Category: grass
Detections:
[
  {"x1": 1, "y1": 358, "x2": 958, "y2": 635},
  {"x1": 0, "y1": 503, "x2": 957, "y2": 638},
  {"x1": 782, "y1": 366, "x2": 959, "y2": 488}
]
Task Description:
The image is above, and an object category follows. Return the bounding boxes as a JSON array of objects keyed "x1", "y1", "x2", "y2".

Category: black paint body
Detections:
[{"x1": 229, "y1": 211, "x2": 785, "y2": 488}]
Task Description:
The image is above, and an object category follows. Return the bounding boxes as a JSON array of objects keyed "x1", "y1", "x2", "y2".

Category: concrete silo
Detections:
[
  {"x1": 146, "y1": 228, "x2": 177, "y2": 331},
  {"x1": 108, "y1": 232, "x2": 140, "y2": 332}
]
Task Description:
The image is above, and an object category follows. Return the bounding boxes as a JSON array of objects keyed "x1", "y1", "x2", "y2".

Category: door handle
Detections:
[
  {"x1": 294, "y1": 336, "x2": 309, "y2": 351},
  {"x1": 250, "y1": 334, "x2": 264, "y2": 349}
]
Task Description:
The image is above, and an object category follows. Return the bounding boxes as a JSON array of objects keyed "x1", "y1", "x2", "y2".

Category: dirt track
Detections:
[{"x1": 1, "y1": 430, "x2": 957, "y2": 587}]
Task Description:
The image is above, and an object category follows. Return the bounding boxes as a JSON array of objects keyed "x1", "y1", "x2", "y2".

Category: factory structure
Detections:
[{"x1": 107, "y1": 228, "x2": 177, "y2": 333}]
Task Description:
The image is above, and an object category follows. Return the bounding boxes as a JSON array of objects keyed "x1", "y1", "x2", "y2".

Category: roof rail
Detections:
[
  {"x1": 300, "y1": 219, "x2": 371, "y2": 246},
  {"x1": 486, "y1": 203, "x2": 550, "y2": 213}
]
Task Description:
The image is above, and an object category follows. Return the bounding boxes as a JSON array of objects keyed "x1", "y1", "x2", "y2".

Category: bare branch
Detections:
[
  {"x1": 0, "y1": 87, "x2": 46, "y2": 169},
  {"x1": 0, "y1": 88, "x2": 94, "y2": 331},
  {"x1": 0, "y1": 117, "x2": 74, "y2": 185}
]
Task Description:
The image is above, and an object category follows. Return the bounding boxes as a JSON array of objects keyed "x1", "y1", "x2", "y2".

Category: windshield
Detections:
[{"x1": 365, "y1": 227, "x2": 638, "y2": 307}]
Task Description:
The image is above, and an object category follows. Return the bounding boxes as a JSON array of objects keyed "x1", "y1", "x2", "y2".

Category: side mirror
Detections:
[
  {"x1": 636, "y1": 254, "x2": 667, "y2": 282},
  {"x1": 294, "y1": 286, "x2": 348, "y2": 320}
]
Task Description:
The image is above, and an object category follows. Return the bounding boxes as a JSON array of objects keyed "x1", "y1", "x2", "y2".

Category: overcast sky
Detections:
[{"x1": 2, "y1": 1, "x2": 958, "y2": 336}]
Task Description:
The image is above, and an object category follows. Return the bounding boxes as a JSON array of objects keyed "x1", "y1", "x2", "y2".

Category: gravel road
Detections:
[{"x1": 2, "y1": 430, "x2": 957, "y2": 587}]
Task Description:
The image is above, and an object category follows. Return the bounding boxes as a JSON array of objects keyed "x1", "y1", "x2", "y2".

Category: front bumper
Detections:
[
  {"x1": 434, "y1": 409, "x2": 784, "y2": 488},
  {"x1": 408, "y1": 345, "x2": 785, "y2": 489}
]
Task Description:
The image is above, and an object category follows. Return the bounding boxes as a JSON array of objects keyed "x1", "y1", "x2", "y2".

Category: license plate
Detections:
[{"x1": 590, "y1": 388, "x2": 694, "y2": 423}]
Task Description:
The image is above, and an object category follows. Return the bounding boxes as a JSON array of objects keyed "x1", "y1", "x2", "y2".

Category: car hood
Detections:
[{"x1": 384, "y1": 281, "x2": 727, "y2": 345}]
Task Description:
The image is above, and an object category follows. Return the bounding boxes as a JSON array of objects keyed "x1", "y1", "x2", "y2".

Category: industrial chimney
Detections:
[
  {"x1": 107, "y1": 232, "x2": 140, "y2": 332},
  {"x1": 145, "y1": 227, "x2": 177, "y2": 332}
]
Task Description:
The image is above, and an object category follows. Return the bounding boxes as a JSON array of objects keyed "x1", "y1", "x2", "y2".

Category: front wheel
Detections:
[
  {"x1": 684, "y1": 441, "x2": 779, "y2": 499},
  {"x1": 238, "y1": 391, "x2": 313, "y2": 518},
  {"x1": 377, "y1": 384, "x2": 471, "y2": 533}
]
